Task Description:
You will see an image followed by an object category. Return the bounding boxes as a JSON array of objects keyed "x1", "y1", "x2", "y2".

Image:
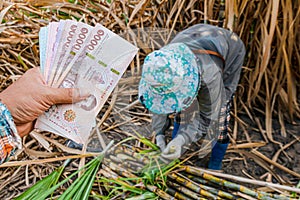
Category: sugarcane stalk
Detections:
[
  {"x1": 188, "y1": 174, "x2": 284, "y2": 200},
  {"x1": 168, "y1": 173, "x2": 221, "y2": 199},
  {"x1": 104, "y1": 156, "x2": 143, "y2": 175},
  {"x1": 102, "y1": 162, "x2": 149, "y2": 196},
  {"x1": 123, "y1": 159, "x2": 145, "y2": 172},
  {"x1": 98, "y1": 169, "x2": 127, "y2": 198},
  {"x1": 100, "y1": 167, "x2": 118, "y2": 179},
  {"x1": 167, "y1": 181, "x2": 207, "y2": 200},
  {"x1": 107, "y1": 154, "x2": 144, "y2": 172},
  {"x1": 166, "y1": 186, "x2": 194, "y2": 200},
  {"x1": 119, "y1": 143, "x2": 159, "y2": 158},
  {"x1": 182, "y1": 166, "x2": 278, "y2": 200},
  {"x1": 181, "y1": 173, "x2": 244, "y2": 199},
  {"x1": 100, "y1": 167, "x2": 145, "y2": 195},
  {"x1": 146, "y1": 185, "x2": 175, "y2": 200},
  {"x1": 114, "y1": 146, "x2": 151, "y2": 164},
  {"x1": 102, "y1": 164, "x2": 132, "y2": 184},
  {"x1": 106, "y1": 161, "x2": 141, "y2": 181},
  {"x1": 100, "y1": 166, "x2": 155, "y2": 198}
]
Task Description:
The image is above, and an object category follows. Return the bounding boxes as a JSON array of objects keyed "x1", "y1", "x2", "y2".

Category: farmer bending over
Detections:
[{"x1": 138, "y1": 24, "x2": 245, "y2": 170}]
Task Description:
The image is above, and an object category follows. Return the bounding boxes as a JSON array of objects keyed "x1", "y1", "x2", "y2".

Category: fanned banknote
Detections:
[{"x1": 35, "y1": 20, "x2": 138, "y2": 144}]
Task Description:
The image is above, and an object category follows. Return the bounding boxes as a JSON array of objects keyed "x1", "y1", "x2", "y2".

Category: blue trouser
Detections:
[
  {"x1": 208, "y1": 141, "x2": 229, "y2": 170},
  {"x1": 172, "y1": 121, "x2": 180, "y2": 139}
]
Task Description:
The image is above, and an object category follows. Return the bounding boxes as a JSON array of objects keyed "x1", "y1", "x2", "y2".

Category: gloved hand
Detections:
[
  {"x1": 160, "y1": 134, "x2": 186, "y2": 161},
  {"x1": 155, "y1": 134, "x2": 166, "y2": 151},
  {"x1": 0, "y1": 68, "x2": 90, "y2": 137}
]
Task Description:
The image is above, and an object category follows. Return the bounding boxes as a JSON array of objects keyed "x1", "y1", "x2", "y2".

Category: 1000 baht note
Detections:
[
  {"x1": 39, "y1": 26, "x2": 48, "y2": 73},
  {"x1": 47, "y1": 20, "x2": 78, "y2": 86},
  {"x1": 43, "y1": 22, "x2": 59, "y2": 84},
  {"x1": 55, "y1": 23, "x2": 115, "y2": 88},
  {"x1": 46, "y1": 20, "x2": 67, "y2": 86},
  {"x1": 51, "y1": 22, "x2": 93, "y2": 87}
]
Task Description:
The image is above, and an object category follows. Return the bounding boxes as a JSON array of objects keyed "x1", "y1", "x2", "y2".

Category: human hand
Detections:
[
  {"x1": 0, "y1": 68, "x2": 90, "y2": 137},
  {"x1": 160, "y1": 135, "x2": 186, "y2": 161},
  {"x1": 155, "y1": 134, "x2": 166, "y2": 151}
]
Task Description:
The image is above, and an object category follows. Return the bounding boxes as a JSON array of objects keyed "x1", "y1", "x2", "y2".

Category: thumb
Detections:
[{"x1": 48, "y1": 88, "x2": 90, "y2": 104}]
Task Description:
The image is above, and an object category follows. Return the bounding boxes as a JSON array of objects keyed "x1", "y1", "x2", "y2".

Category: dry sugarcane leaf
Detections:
[
  {"x1": 0, "y1": 37, "x2": 25, "y2": 44},
  {"x1": 41, "y1": 134, "x2": 95, "y2": 155},
  {"x1": 228, "y1": 142, "x2": 266, "y2": 149},
  {"x1": 24, "y1": 147, "x2": 61, "y2": 158},
  {"x1": 166, "y1": 0, "x2": 186, "y2": 42},
  {"x1": 227, "y1": 149, "x2": 283, "y2": 182},
  {"x1": 251, "y1": 149, "x2": 300, "y2": 179},
  {"x1": 0, "y1": 154, "x2": 96, "y2": 168},
  {"x1": 0, "y1": 166, "x2": 23, "y2": 192},
  {"x1": 0, "y1": 3, "x2": 14, "y2": 24},
  {"x1": 127, "y1": 0, "x2": 148, "y2": 26},
  {"x1": 25, "y1": 0, "x2": 66, "y2": 7},
  {"x1": 225, "y1": 0, "x2": 235, "y2": 30},
  {"x1": 29, "y1": 130, "x2": 51, "y2": 152}
]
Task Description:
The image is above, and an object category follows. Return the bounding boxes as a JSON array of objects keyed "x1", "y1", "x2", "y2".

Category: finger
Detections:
[
  {"x1": 17, "y1": 122, "x2": 34, "y2": 137},
  {"x1": 48, "y1": 88, "x2": 91, "y2": 104}
]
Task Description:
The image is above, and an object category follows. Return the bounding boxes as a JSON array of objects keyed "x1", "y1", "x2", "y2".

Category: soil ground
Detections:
[{"x1": 222, "y1": 115, "x2": 300, "y2": 186}]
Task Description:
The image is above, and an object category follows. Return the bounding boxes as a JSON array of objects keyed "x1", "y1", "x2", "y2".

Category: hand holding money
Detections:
[
  {"x1": 35, "y1": 20, "x2": 138, "y2": 144},
  {"x1": 0, "y1": 68, "x2": 90, "y2": 137}
]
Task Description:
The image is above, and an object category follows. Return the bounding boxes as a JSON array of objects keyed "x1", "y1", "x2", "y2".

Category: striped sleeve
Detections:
[{"x1": 0, "y1": 102, "x2": 22, "y2": 164}]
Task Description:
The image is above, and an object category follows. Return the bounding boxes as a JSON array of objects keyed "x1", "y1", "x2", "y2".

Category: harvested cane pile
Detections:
[
  {"x1": 9, "y1": 139, "x2": 300, "y2": 199},
  {"x1": 99, "y1": 142, "x2": 300, "y2": 199},
  {"x1": 0, "y1": 0, "x2": 300, "y2": 199}
]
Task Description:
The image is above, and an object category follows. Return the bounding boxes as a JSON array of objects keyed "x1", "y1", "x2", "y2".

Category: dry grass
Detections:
[{"x1": 0, "y1": 0, "x2": 299, "y2": 199}]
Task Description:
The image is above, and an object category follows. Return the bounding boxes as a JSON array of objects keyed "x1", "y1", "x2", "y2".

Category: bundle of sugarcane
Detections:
[{"x1": 97, "y1": 144, "x2": 299, "y2": 200}]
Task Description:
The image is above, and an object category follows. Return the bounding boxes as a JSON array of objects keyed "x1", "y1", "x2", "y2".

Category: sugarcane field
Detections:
[{"x1": 0, "y1": 0, "x2": 299, "y2": 199}]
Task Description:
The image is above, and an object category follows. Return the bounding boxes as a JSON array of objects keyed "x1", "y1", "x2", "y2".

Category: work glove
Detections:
[
  {"x1": 0, "y1": 68, "x2": 90, "y2": 137},
  {"x1": 160, "y1": 134, "x2": 186, "y2": 161},
  {"x1": 155, "y1": 134, "x2": 166, "y2": 151}
]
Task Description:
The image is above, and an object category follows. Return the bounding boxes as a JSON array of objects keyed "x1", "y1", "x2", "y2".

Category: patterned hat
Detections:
[{"x1": 138, "y1": 43, "x2": 200, "y2": 114}]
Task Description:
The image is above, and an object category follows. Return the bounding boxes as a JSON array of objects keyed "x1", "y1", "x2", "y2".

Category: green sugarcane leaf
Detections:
[
  {"x1": 59, "y1": 165, "x2": 94, "y2": 197},
  {"x1": 57, "y1": 141, "x2": 114, "y2": 199},
  {"x1": 126, "y1": 191, "x2": 156, "y2": 200},
  {"x1": 80, "y1": 162, "x2": 102, "y2": 200},
  {"x1": 58, "y1": 160, "x2": 100, "y2": 200},
  {"x1": 17, "y1": 54, "x2": 28, "y2": 70},
  {"x1": 37, "y1": 158, "x2": 100, "y2": 199},
  {"x1": 15, "y1": 159, "x2": 71, "y2": 200},
  {"x1": 72, "y1": 165, "x2": 98, "y2": 200},
  {"x1": 15, "y1": 165, "x2": 64, "y2": 200}
]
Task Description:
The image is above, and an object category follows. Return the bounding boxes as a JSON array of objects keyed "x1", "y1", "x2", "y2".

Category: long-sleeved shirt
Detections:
[
  {"x1": 0, "y1": 102, "x2": 22, "y2": 164},
  {"x1": 152, "y1": 24, "x2": 245, "y2": 144}
]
